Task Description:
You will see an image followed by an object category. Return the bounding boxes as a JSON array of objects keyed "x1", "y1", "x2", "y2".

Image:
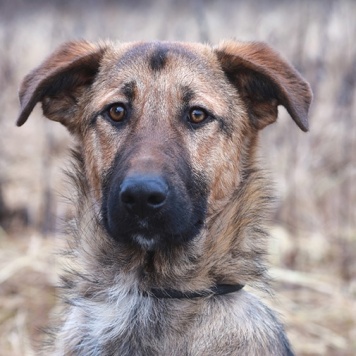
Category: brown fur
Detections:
[{"x1": 17, "y1": 40, "x2": 312, "y2": 355}]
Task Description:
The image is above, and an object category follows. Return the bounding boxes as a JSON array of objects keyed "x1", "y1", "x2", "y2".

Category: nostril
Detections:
[
  {"x1": 147, "y1": 191, "x2": 166, "y2": 207},
  {"x1": 121, "y1": 191, "x2": 136, "y2": 205}
]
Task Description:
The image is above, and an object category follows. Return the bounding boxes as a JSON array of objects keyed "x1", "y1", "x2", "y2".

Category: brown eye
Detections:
[
  {"x1": 108, "y1": 104, "x2": 126, "y2": 122},
  {"x1": 189, "y1": 108, "x2": 208, "y2": 124}
]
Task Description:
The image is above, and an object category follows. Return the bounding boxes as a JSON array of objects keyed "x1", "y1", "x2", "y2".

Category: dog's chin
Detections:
[
  {"x1": 106, "y1": 221, "x2": 204, "y2": 251},
  {"x1": 131, "y1": 222, "x2": 204, "y2": 251},
  {"x1": 132, "y1": 234, "x2": 161, "y2": 251}
]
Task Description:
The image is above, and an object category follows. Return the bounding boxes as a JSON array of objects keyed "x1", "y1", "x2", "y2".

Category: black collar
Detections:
[{"x1": 143, "y1": 284, "x2": 245, "y2": 299}]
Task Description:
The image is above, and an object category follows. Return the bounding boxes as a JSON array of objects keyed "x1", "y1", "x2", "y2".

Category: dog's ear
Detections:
[
  {"x1": 16, "y1": 41, "x2": 106, "y2": 132},
  {"x1": 215, "y1": 40, "x2": 312, "y2": 131}
]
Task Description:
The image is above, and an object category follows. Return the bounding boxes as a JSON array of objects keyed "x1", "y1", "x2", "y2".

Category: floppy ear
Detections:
[
  {"x1": 16, "y1": 40, "x2": 107, "y2": 133},
  {"x1": 215, "y1": 40, "x2": 312, "y2": 131}
]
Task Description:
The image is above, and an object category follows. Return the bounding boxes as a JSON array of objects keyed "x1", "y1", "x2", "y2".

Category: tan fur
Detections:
[{"x1": 17, "y1": 40, "x2": 312, "y2": 355}]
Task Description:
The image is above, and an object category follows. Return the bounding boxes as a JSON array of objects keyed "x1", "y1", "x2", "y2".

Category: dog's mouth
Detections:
[
  {"x1": 107, "y1": 219, "x2": 204, "y2": 251},
  {"x1": 102, "y1": 210, "x2": 206, "y2": 251},
  {"x1": 130, "y1": 218, "x2": 205, "y2": 250}
]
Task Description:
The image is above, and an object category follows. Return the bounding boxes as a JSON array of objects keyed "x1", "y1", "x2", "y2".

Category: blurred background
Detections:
[{"x1": 0, "y1": 0, "x2": 355, "y2": 355}]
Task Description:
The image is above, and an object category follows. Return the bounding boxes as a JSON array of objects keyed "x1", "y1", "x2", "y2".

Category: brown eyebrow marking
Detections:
[
  {"x1": 121, "y1": 81, "x2": 137, "y2": 101},
  {"x1": 181, "y1": 86, "x2": 195, "y2": 105}
]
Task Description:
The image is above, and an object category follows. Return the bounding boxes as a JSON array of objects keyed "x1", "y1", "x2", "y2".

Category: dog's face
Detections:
[
  {"x1": 17, "y1": 40, "x2": 312, "y2": 251},
  {"x1": 84, "y1": 42, "x2": 248, "y2": 250}
]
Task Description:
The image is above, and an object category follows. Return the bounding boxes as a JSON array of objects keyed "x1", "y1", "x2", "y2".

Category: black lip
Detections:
[{"x1": 102, "y1": 190, "x2": 207, "y2": 249}]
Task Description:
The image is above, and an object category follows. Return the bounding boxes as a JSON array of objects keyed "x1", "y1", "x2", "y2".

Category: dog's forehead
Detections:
[
  {"x1": 118, "y1": 41, "x2": 214, "y2": 68},
  {"x1": 90, "y1": 41, "x2": 232, "y2": 113},
  {"x1": 99, "y1": 41, "x2": 220, "y2": 83}
]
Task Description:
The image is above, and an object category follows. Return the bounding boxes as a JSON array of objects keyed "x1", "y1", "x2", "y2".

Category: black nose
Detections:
[{"x1": 120, "y1": 175, "x2": 168, "y2": 217}]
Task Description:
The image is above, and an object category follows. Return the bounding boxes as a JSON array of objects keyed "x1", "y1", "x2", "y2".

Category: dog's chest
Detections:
[
  {"x1": 83, "y1": 294, "x2": 244, "y2": 356},
  {"x1": 69, "y1": 293, "x2": 200, "y2": 353}
]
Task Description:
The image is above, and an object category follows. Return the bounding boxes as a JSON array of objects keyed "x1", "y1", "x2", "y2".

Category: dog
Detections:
[{"x1": 17, "y1": 40, "x2": 312, "y2": 355}]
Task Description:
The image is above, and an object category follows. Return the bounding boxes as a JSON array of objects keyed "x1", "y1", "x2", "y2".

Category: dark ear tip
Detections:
[
  {"x1": 296, "y1": 115, "x2": 309, "y2": 132},
  {"x1": 16, "y1": 114, "x2": 27, "y2": 127}
]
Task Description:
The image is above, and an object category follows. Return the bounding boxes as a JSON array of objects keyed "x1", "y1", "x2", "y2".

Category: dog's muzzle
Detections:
[{"x1": 102, "y1": 170, "x2": 207, "y2": 250}]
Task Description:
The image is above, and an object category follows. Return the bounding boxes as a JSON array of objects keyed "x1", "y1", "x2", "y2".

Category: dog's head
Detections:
[{"x1": 17, "y1": 40, "x2": 312, "y2": 251}]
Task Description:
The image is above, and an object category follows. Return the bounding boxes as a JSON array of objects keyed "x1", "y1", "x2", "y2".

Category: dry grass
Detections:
[
  {"x1": 0, "y1": 229, "x2": 57, "y2": 356},
  {"x1": 0, "y1": 0, "x2": 355, "y2": 355}
]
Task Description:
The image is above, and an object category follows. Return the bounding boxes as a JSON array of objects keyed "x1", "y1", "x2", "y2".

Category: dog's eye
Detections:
[
  {"x1": 107, "y1": 104, "x2": 126, "y2": 122},
  {"x1": 188, "y1": 108, "x2": 208, "y2": 124}
]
